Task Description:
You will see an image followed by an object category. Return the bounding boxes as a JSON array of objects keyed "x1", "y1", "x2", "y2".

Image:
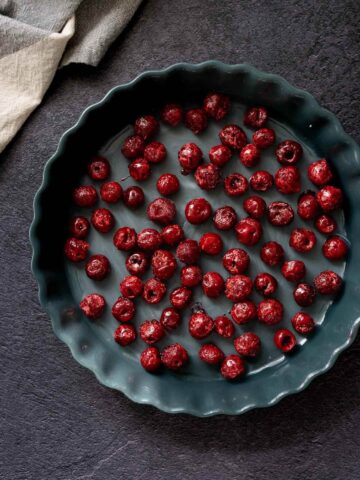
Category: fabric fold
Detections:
[{"x1": 0, "y1": 0, "x2": 142, "y2": 154}]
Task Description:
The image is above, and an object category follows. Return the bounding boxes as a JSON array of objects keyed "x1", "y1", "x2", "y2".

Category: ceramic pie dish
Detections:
[{"x1": 30, "y1": 62, "x2": 360, "y2": 416}]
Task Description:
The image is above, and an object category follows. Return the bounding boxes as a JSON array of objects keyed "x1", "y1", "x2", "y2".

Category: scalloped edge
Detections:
[{"x1": 30, "y1": 61, "x2": 360, "y2": 416}]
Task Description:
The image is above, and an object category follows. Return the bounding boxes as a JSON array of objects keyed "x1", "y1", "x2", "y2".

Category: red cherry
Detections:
[
  {"x1": 203, "y1": 92, "x2": 230, "y2": 120},
  {"x1": 244, "y1": 106, "x2": 268, "y2": 129},
  {"x1": 239, "y1": 144, "x2": 260, "y2": 167},
  {"x1": 202, "y1": 271, "x2": 224, "y2": 298},
  {"x1": 209, "y1": 144, "x2": 232, "y2": 167},
  {"x1": 235, "y1": 217, "x2": 263, "y2": 246},
  {"x1": 219, "y1": 124, "x2": 247, "y2": 150},
  {"x1": 234, "y1": 332, "x2": 261, "y2": 357},
  {"x1": 161, "y1": 103, "x2": 183, "y2": 126},
  {"x1": 199, "y1": 232, "x2": 223, "y2": 255},
  {"x1": 274, "y1": 329, "x2": 297, "y2": 353},
  {"x1": 231, "y1": 300, "x2": 257, "y2": 325}
]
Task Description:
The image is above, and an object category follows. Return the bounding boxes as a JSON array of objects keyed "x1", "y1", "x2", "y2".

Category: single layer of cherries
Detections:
[{"x1": 69, "y1": 95, "x2": 348, "y2": 380}]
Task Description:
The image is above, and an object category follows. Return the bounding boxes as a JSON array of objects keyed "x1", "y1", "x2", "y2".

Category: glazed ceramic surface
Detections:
[{"x1": 31, "y1": 62, "x2": 360, "y2": 416}]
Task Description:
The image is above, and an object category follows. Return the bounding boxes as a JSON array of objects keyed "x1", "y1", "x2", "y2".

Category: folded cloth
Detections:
[{"x1": 0, "y1": 0, "x2": 142, "y2": 153}]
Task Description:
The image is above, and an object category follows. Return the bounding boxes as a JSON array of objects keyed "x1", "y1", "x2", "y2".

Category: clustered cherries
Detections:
[{"x1": 65, "y1": 94, "x2": 347, "y2": 380}]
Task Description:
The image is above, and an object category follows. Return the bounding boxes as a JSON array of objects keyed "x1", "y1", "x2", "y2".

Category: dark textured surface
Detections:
[{"x1": 1, "y1": 1, "x2": 360, "y2": 479}]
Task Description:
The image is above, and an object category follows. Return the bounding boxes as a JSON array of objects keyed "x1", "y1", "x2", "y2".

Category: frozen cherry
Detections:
[
  {"x1": 260, "y1": 241, "x2": 284, "y2": 267},
  {"x1": 161, "y1": 103, "x2": 183, "y2": 126},
  {"x1": 214, "y1": 315, "x2": 235, "y2": 338},
  {"x1": 209, "y1": 144, "x2": 232, "y2": 167},
  {"x1": 308, "y1": 159, "x2": 333, "y2": 186},
  {"x1": 274, "y1": 329, "x2": 296, "y2": 353},
  {"x1": 316, "y1": 186, "x2": 343, "y2": 212},
  {"x1": 91, "y1": 208, "x2": 114, "y2": 233},
  {"x1": 114, "y1": 323, "x2": 136, "y2": 346},
  {"x1": 113, "y1": 226, "x2": 137, "y2": 251},
  {"x1": 73, "y1": 186, "x2": 97, "y2": 208},
  {"x1": 291, "y1": 312, "x2": 315, "y2": 335},
  {"x1": 126, "y1": 252, "x2": 148, "y2": 276},
  {"x1": 185, "y1": 198, "x2": 212, "y2": 224},
  {"x1": 85, "y1": 254, "x2": 110, "y2": 280},
  {"x1": 203, "y1": 92, "x2": 230, "y2": 120},
  {"x1": 225, "y1": 275, "x2": 253, "y2": 302},
  {"x1": 234, "y1": 332, "x2": 261, "y2": 357},
  {"x1": 275, "y1": 140, "x2": 302, "y2": 165},
  {"x1": 161, "y1": 224, "x2": 184, "y2": 246},
  {"x1": 176, "y1": 239, "x2": 200, "y2": 264},
  {"x1": 194, "y1": 163, "x2": 220, "y2": 190},
  {"x1": 119, "y1": 275, "x2": 143, "y2": 299},
  {"x1": 293, "y1": 283, "x2": 316, "y2": 306},
  {"x1": 123, "y1": 186, "x2": 144, "y2": 209},
  {"x1": 161, "y1": 343, "x2": 189, "y2": 371},
  {"x1": 185, "y1": 108, "x2": 207, "y2": 134},
  {"x1": 189, "y1": 309, "x2": 214, "y2": 339},
  {"x1": 160, "y1": 307, "x2": 181, "y2": 330},
  {"x1": 240, "y1": 144, "x2": 260, "y2": 167},
  {"x1": 170, "y1": 286, "x2": 193, "y2": 310},
  {"x1": 156, "y1": 173, "x2": 180, "y2": 196},
  {"x1": 244, "y1": 106, "x2": 268, "y2": 129},
  {"x1": 112, "y1": 297, "x2": 135, "y2": 322},
  {"x1": 80, "y1": 293, "x2": 105, "y2": 319},
  {"x1": 139, "y1": 320, "x2": 165, "y2": 345},
  {"x1": 223, "y1": 248, "x2": 249, "y2": 275},
  {"x1": 322, "y1": 235, "x2": 348, "y2": 261},
  {"x1": 221, "y1": 355, "x2": 246, "y2": 380},
  {"x1": 144, "y1": 141, "x2": 167, "y2": 164},
  {"x1": 250, "y1": 170, "x2": 273, "y2": 192},
  {"x1": 64, "y1": 237, "x2": 89, "y2": 262},
  {"x1": 199, "y1": 344, "x2": 225, "y2": 365},
  {"x1": 69, "y1": 216, "x2": 90, "y2": 239},
  {"x1": 199, "y1": 232, "x2": 223, "y2": 255},
  {"x1": 231, "y1": 300, "x2": 257, "y2": 325},
  {"x1": 267, "y1": 201, "x2": 294, "y2": 226},
  {"x1": 134, "y1": 115, "x2": 159, "y2": 140},
  {"x1": 219, "y1": 124, "x2": 247, "y2": 150},
  {"x1": 252, "y1": 128, "x2": 275, "y2": 149},
  {"x1": 281, "y1": 260, "x2": 306, "y2": 282},
  {"x1": 213, "y1": 206, "x2": 237, "y2": 230},
  {"x1": 137, "y1": 228, "x2": 162, "y2": 251},
  {"x1": 151, "y1": 249, "x2": 177, "y2": 280},
  {"x1": 297, "y1": 191, "x2": 319, "y2": 220},
  {"x1": 100, "y1": 181, "x2": 122, "y2": 203},
  {"x1": 314, "y1": 270, "x2": 342, "y2": 295},
  {"x1": 140, "y1": 347, "x2": 161, "y2": 372},
  {"x1": 254, "y1": 272, "x2": 278, "y2": 296},
  {"x1": 289, "y1": 228, "x2": 317, "y2": 253},
  {"x1": 121, "y1": 135, "x2": 144, "y2": 159},
  {"x1": 178, "y1": 143, "x2": 202, "y2": 174},
  {"x1": 147, "y1": 198, "x2": 176, "y2": 225},
  {"x1": 128, "y1": 158, "x2": 151, "y2": 181},
  {"x1": 315, "y1": 214, "x2": 337, "y2": 235},
  {"x1": 202, "y1": 271, "x2": 224, "y2": 298},
  {"x1": 275, "y1": 166, "x2": 301, "y2": 194},
  {"x1": 224, "y1": 173, "x2": 248, "y2": 196},
  {"x1": 180, "y1": 265, "x2": 202, "y2": 287},
  {"x1": 143, "y1": 278, "x2": 167, "y2": 304},
  {"x1": 243, "y1": 195, "x2": 266, "y2": 219},
  {"x1": 235, "y1": 217, "x2": 263, "y2": 246},
  {"x1": 257, "y1": 299, "x2": 283, "y2": 325},
  {"x1": 87, "y1": 156, "x2": 110, "y2": 181}
]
